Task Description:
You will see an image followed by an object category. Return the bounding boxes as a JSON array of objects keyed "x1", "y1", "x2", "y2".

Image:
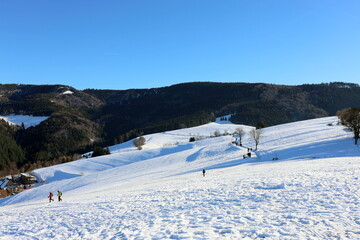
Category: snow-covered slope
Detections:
[
  {"x1": 1, "y1": 117, "x2": 360, "y2": 239},
  {"x1": 0, "y1": 115, "x2": 49, "y2": 129}
]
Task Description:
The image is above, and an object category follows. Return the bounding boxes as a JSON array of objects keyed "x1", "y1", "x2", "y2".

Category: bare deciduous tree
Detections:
[
  {"x1": 213, "y1": 129, "x2": 221, "y2": 137},
  {"x1": 337, "y1": 107, "x2": 360, "y2": 145},
  {"x1": 133, "y1": 136, "x2": 146, "y2": 150},
  {"x1": 234, "y1": 127, "x2": 245, "y2": 145},
  {"x1": 250, "y1": 128, "x2": 263, "y2": 150},
  {"x1": 349, "y1": 114, "x2": 360, "y2": 145}
]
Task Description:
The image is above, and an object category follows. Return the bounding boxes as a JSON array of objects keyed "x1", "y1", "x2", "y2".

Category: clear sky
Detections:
[{"x1": 1, "y1": 1, "x2": 359, "y2": 90}]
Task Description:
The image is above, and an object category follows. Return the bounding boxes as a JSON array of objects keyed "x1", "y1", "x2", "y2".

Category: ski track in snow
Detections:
[{"x1": 1, "y1": 116, "x2": 360, "y2": 239}]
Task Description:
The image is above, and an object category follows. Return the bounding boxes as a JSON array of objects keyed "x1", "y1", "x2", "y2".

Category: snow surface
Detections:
[
  {"x1": 0, "y1": 115, "x2": 49, "y2": 129},
  {"x1": 1, "y1": 116, "x2": 360, "y2": 239},
  {"x1": 215, "y1": 114, "x2": 233, "y2": 124},
  {"x1": 61, "y1": 90, "x2": 74, "y2": 95}
]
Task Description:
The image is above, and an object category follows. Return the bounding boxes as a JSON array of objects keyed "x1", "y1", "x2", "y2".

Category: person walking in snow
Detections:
[
  {"x1": 57, "y1": 190, "x2": 62, "y2": 202},
  {"x1": 48, "y1": 192, "x2": 54, "y2": 202},
  {"x1": 202, "y1": 169, "x2": 206, "y2": 177}
]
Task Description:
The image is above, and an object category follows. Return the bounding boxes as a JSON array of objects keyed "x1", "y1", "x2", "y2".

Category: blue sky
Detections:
[{"x1": 1, "y1": 1, "x2": 359, "y2": 90}]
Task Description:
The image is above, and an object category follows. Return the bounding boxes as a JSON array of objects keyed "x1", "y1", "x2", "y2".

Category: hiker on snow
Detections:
[
  {"x1": 48, "y1": 192, "x2": 54, "y2": 202},
  {"x1": 57, "y1": 190, "x2": 62, "y2": 202},
  {"x1": 202, "y1": 169, "x2": 206, "y2": 177}
]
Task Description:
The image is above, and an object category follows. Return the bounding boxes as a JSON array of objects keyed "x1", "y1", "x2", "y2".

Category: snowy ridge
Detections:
[{"x1": 1, "y1": 116, "x2": 360, "y2": 239}]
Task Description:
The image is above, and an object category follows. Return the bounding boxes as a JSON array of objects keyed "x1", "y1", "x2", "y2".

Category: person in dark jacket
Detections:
[{"x1": 202, "y1": 169, "x2": 206, "y2": 177}]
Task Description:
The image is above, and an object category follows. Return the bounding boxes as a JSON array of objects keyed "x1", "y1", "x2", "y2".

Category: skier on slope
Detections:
[
  {"x1": 202, "y1": 169, "x2": 206, "y2": 177},
  {"x1": 57, "y1": 190, "x2": 62, "y2": 202},
  {"x1": 48, "y1": 192, "x2": 54, "y2": 202}
]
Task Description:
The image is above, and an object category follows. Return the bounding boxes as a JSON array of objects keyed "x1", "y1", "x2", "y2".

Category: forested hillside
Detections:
[
  {"x1": 1, "y1": 82, "x2": 360, "y2": 176},
  {"x1": 0, "y1": 120, "x2": 25, "y2": 176}
]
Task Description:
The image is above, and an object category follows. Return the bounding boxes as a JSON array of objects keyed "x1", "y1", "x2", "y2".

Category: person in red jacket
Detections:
[{"x1": 48, "y1": 192, "x2": 54, "y2": 202}]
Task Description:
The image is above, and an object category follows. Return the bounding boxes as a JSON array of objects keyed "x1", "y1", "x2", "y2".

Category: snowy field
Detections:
[
  {"x1": 1, "y1": 116, "x2": 360, "y2": 239},
  {"x1": 0, "y1": 115, "x2": 49, "y2": 129}
]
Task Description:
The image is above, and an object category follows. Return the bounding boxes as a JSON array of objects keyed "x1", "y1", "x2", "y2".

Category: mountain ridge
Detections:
[{"x1": 0, "y1": 81, "x2": 359, "y2": 175}]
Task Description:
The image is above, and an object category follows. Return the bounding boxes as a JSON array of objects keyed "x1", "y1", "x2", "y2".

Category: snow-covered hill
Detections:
[
  {"x1": 1, "y1": 116, "x2": 360, "y2": 239},
  {"x1": 0, "y1": 115, "x2": 49, "y2": 129}
]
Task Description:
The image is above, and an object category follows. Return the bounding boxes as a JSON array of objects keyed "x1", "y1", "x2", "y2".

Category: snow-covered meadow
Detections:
[
  {"x1": 1, "y1": 116, "x2": 360, "y2": 239},
  {"x1": 0, "y1": 115, "x2": 49, "y2": 129}
]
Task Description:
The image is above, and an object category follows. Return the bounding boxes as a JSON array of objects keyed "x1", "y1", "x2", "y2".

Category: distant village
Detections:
[{"x1": 0, "y1": 173, "x2": 38, "y2": 199}]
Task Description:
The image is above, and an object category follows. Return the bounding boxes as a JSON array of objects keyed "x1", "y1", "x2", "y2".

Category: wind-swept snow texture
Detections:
[
  {"x1": 0, "y1": 115, "x2": 49, "y2": 129},
  {"x1": 1, "y1": 117, "x2": 360, "y2": 239}
]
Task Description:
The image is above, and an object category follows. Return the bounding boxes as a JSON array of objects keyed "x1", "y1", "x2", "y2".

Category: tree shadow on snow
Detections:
[
  {"x1": 171, "y1": 156, "x2": 268, "y2": 178},
  {"x1": 171, "y1": 136, "x2": 360, "y2": 178},
  {"x1": 260, "y1": 137, "x2": 359, "y2": 161},
  {"x1": 43, "y1": 170, "x2": 82, "y2": 183},
  {"x1": 186, "y1": 147, "x2": 206, "y2": 162}
]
